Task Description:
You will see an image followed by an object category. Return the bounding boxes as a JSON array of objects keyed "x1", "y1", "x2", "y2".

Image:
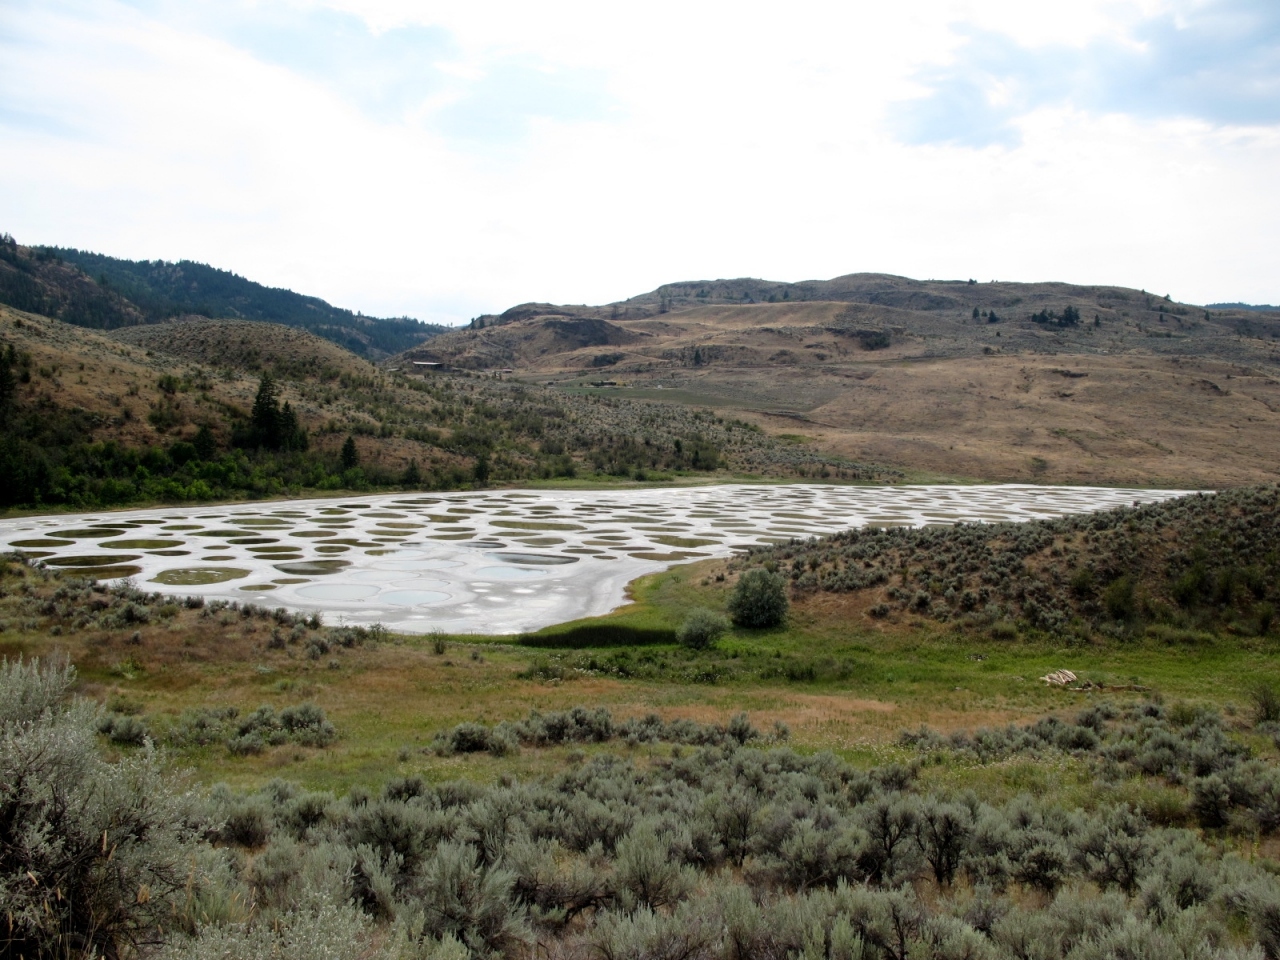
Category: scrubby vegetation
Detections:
[
  {"x1": 741, "y1": 484, "x2": 1280, "y2": 639},
  {"x1": 14, "y1": 655, "x2": 1280, "y2": 959},
  {"x1": 728, "y1": 568, "x2": 790, "y2": 628},
  {"x1": 0, "y1": 315, "x2": 894, "y2": 510}
]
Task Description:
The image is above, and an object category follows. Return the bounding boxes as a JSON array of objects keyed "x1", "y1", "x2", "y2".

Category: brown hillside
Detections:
[
  {"x1": 398, "y1": 275, "x2": 1280, "y2": 487},
  {"x1": 109, "y1": 318, "x2": 376, "y2": 381}
]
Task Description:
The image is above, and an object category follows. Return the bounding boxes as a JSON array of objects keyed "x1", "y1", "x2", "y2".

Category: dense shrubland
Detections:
[
  {"x1": 739, "y1": 484, "x2": 1280, "y2": 639},
  {"x1": 13, "y1": 656, "x2": 1280, "y2": 959},
  {"x1": 430, "y1": 706, "x2": 784, "y2": 757}
]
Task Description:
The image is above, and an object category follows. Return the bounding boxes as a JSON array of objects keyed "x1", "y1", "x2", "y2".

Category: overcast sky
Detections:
[{"x1": 2, "y1": 0, "x2": 1278, "y2": 324}]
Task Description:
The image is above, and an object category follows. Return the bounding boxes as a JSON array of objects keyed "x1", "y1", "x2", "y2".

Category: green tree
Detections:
[
  {"x1": 250, "y1": 373, "x2": 282, "y2": 448},
  {"x1": 402, "y1": 458, "x2": 422, "y2": 486},
  {"x1": 192, "y1": 423, "x2": 217, "y2": 460},
  {"x1": 247, "y1": 374, "x2": 307, "y2": 451},
  {"x1": 0, "y1": 344, "x2": 16, "y2": 411},
  {"x1": 473, "y1": 454, "x2": 491, "y2": 486},
  {"x1": 340, "y1": 435, "x2": 359, "y2": 470},
  {"x1": 727, "y1": 568, "x2": 789, "y2": 628}
]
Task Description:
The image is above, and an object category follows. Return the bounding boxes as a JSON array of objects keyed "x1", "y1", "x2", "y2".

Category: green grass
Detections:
[{"x1": 6, "y1": 555, "x2": 1280, "y2": 798}]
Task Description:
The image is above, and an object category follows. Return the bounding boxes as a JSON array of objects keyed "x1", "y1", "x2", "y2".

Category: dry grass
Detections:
[{"x1": 408, "y1": 281, "x2": 1280, "y2": 487}]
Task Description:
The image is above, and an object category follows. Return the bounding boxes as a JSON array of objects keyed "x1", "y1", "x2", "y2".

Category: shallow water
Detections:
[{"x1": 0, "y1": 483, "x2": 1195, "y2": 635}]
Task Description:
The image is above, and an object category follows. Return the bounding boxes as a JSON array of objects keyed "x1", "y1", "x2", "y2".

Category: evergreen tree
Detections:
[
  {"x1": 402, "y1": 458, "x2": 421, "y2": 486},
  {"x1": 340, "y1": 435, "x2": 359, "y2": 470},
  {"x1": 0, "y1": 344, "x2": 16, "y2": 413},
  {"x1": 250, "y1": 373, "x2": 282, "y2": 448},
  {"x1": 193, "y1": 423, "x2": 217, "y2": 460}
]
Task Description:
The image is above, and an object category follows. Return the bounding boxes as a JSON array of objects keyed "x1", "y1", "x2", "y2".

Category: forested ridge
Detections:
[{"x1": 0, "y1": 233, "x2": 447, "y2": 357}]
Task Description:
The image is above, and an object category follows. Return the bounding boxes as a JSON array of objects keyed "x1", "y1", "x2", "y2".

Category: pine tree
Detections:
[
  {"x1": 250, "y1": 374, "x2": 282, "y2": 448},
  {"x1": 193, "y1": 423, "x2": 217, "y2": 460},
  {"x1": 340, "y1": 435, "x2": 359, "y2": 470}
]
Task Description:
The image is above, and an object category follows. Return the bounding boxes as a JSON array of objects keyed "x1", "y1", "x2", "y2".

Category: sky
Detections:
[{"x1": 2, "y1": 0, "x2": 1278, "y2": 325}]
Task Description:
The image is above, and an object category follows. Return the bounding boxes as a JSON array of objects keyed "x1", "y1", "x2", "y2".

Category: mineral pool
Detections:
[{"x1": 0, "y1": 484, "x2": 1194, "y2": 634}]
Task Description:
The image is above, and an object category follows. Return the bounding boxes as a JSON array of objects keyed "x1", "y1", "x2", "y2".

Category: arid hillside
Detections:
[
  {"x1": 399, "y1": 274, "x2": 1280, "y2": 487},
  {"x1": 0, "y1": 301, "x2": 890, "y2": 509},
  {"x1": 110, "y1": 318, "x2": 377, "y2": 382}
]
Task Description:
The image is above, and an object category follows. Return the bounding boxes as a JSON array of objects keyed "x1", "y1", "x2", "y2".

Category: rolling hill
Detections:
[
  {"x1": 398, "y1": 274, "x2": 1280, "y2": 487},
  {"x1": 0, "y1": 233, "x2": 448, "y2": 358}
]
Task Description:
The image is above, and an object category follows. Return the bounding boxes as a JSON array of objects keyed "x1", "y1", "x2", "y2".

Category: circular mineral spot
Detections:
[
  {"x1": 147, "y1": 549, "x2": 190, "y2": 557},
  {"x1": 202, "y1": 555, "x2": 235, "y2": 562},
  {"x1": 297, "y1": 583, "x2": 378, "y2": 600},
  {"x1": 54, "y1": 528, "x2": 128, "y2": 539},
  {"x1": 651, "y1": 535, "x2": 721, "y2": 548},
  {"x1": 10, "y1": 538, "x2": 75, "y2": 548},
  {"x1": 292, "y1": 530, "x2": 338, "y2": 538},
  {"x1": 98, "y1": 539, "x2": 182, "y2": 549},
  {"x1": 274, "y1": 560, "x2": 351, "y2": 575},
  {"x1": 374, "y1": 558, "x2": 464, "y2": 571},
  {"x1": 46, "y1": 554, "x2": 143, "y2": 567},
  {"x1": 151, "y1": 567, "x2": 251, "y2": 585},
  {"x1": 627, "y1": 551, "x2": 709, "y2": 561},
  {"x1": 378, "y1": 589, "x2": 450, "y2": 606},
  {"x1": 239, "y1": 584, "x2": 279, "y2": 591},
  {"x1": 227, "y1": 537, "x2": 279, "y2": 545},
  {"x1": 272, "y1": 578, "x2": 309, "y2": 584},
  {"x1": 81, "y1": 565, "x2": 143, "y2": 579},
  {"x1": 473, "y1": 566, "x2": 544, "y2": 580},
  {"x1": 488, "y1": 552, "x2": 579, "y2": 566},
  {"x1": 491, "y1": 520, "x2": 585, "y2": 532},
  {"x1": 315, "y1": 545, "x2": 351, "y2": 554},
  {"x1": 345, "y1": 569, "x2": 406, "y2": 583}
]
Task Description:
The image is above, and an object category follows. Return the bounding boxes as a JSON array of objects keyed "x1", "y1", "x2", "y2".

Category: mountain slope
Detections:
[
  {"x1": 0, "y1": 233, "x2": 448, "y2": 358},
  {"x1": 397, "y1": 274, "x2": 1280, "y2": 487},
  {"x1": 109, "y1": 319, "x2": 375, "y2": 382}
]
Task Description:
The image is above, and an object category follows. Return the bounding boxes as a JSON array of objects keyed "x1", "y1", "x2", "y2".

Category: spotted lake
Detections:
[{"x1": 0, "y1": 484, "x2": 1192, "y2": 635}]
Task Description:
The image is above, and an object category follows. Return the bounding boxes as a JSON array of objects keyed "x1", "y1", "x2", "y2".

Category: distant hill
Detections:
[
  {"x1": 399, "y1": 273, "x2": 1280, "y2": 488},
  {"x1": 1208, "y1": 302, "x2": 1279, "y2": 312},
  {"x1": 0, "y1": 233, "x2": 448, "y2": 359}
]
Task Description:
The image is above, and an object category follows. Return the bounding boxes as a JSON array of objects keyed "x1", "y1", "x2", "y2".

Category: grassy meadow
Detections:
[{"x1": 5, "y1": 549, "x2": 1278, "y2": 799}]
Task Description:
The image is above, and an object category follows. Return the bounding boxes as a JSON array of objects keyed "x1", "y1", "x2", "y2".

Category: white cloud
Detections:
[{"x1": 1, "y1": 0, "x2": 1278, "y2": 323}]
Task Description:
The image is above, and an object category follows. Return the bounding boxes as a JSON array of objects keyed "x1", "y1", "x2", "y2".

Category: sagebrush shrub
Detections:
[
  {"x1": 0, "y1": 657, "x2": 203, "y2": 959},
  {"x1": 677, "y1": 608, "x2": 729, "y2": 649},
  {"x1": 727, "y1": 568, "x2": 789, "y2": 628}
]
